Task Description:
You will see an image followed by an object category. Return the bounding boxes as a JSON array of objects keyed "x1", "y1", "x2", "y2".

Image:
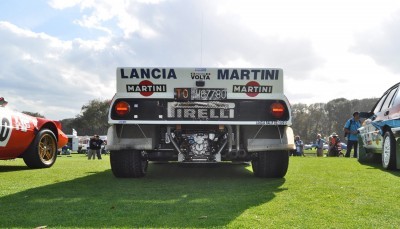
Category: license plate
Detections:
[{"x1": 174, "y1": 88, "x2": 227, "y2": 101}]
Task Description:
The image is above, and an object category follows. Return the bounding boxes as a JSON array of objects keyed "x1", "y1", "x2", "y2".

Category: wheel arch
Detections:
[
  {"x1": 37, "y1": 121, "x2": 59, "y2": 141},
  {"x1": 381, "y1": 125, "x2": 392, "y2": 136}
]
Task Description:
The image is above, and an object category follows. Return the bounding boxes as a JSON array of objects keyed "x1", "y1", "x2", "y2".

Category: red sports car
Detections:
[{"x1": 0, "y1": 97, "x2": 68, "y2": 168}]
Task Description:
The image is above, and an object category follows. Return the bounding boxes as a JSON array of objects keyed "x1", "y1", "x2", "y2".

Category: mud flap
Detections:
[{"x1": 244, "y1": 126, "x2": 294, "y2": 152}]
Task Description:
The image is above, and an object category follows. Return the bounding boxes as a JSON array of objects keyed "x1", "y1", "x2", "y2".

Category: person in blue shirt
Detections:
[{"x1": 343, "y1": 112, "x2": 361, "y2": 158}]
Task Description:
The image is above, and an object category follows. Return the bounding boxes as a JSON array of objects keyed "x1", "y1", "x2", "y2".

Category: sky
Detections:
[{"x1": 1, "y1": 0, "x2": 400, "y2": 123}]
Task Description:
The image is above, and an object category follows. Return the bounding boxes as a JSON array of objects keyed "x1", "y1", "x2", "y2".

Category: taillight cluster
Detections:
[
  {"x1": 270, "y1": 102, "x2": 285, "y2": 119},
  {"x1": 115, "y1": 101, "x2": 130, "y2": 116}
]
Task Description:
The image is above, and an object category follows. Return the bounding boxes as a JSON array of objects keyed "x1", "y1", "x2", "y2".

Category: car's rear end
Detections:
[{"x1": 107, "y1": 67, "x2": 294, "y2": 178}]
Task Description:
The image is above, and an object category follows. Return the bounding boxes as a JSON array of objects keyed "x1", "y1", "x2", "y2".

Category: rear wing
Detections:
[{"x1": 116, "y1": 67, "x2": 284, "y2": 100}]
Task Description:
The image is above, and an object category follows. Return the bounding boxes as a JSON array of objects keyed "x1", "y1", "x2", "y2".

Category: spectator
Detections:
[
  {"x1": 88, "y1": 135, "x2": 104, "y2": 160},
  {"x1": 328, "y1": 133, "x2": 342, "y2": 157},
  {"x1": 315, "y1": 134, "x2": 324, "y2": 157},
  {"x1": 294, "y1": 135, "x2": 304, "y2": 156},
  {"x1": 344, "y1": 112, "x2": 361, "y2": 158}
]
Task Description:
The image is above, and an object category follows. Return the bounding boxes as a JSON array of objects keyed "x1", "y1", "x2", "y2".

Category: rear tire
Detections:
[
  {"x1": 252, "y1": 151, "x2": 289, "y2": 178},
  {"x1": 23, "y1": 129, "x2": 58, "y2": 168},
  {"x1": 382, "y1": 131, "x2": 396, "y2": 170},
  {"x1": 110, "y1": 150, "x2": 148, "y2": 178}
]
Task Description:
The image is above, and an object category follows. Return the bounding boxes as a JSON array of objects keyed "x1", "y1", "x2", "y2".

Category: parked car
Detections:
[
  {"x1": 0, "y1": 97, "x2": 68, "y2": 168},
  {"x1": 340, "y1": 143, "x2": 347, "y2": 150},
  {"x1": 358, "y1": 82, "x2": 400, "y2": 170},
  {"x1": 311, "y1": 139, "x2": 327, "y2": 149},
  {"x1": 304, "y1": 143, "x2": 313, "y2": 150}
]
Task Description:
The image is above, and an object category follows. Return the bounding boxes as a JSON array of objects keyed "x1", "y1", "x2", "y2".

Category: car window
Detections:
[
  {"x1": 373, "y1": 92, "x2": 389, "y2": 113},
  {"x1": 391, "y1": 85, "x2": 400, "y2": 107},
  {"x1": 381, "y1": 87, "x2": 398, "y2": 110}
]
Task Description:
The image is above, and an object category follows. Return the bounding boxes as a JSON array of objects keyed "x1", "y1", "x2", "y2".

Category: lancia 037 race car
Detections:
[
  {"x1": 0, "y1": 97, "x2": 68, "y2": 168},
  {"x1": 106, "y1": 68, "x2": 295, "y2": 178},
  {"x1": 358, "y1": 82, "x2": 400, "y2": 170}
]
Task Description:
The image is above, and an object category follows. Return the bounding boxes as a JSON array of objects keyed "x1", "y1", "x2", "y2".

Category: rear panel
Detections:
[
  {"x1": 110, "y1": 67, "x2": 291, "y2": 125},
  {"x1": 117, "y1": 67, "x2": 283, "y2": 98}
]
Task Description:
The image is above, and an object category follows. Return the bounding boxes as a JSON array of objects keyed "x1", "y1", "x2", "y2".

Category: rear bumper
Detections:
[{"x1": 106, "y1": 124, "x2": 295, "y2": 153}]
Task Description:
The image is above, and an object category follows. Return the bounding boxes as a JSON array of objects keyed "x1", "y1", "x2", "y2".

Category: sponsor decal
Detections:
[
  {"x1": 168, "y1": 102, "x2": 235, "y2": 119},
  {"x1": 120, "y1": 68, "x2": 177, "y2": 79},
  {"x1": 126, "y1": 80, "x2": 167, "y2": 96},
  {"x1": 256, "y1": 120, "x2": 288, "y2": 125},
  {"x1": 191, "y1": 68, "x2": 211, "y2": 80},
  {"x1": 233, "y1": 81, "x2": 273, "y2": 97},
  {"x1": 169, "y1": 108, "x2": 234, "y2": 119},
  {"x1": 14, "y1": 115, "x2": 32, "y2": 132},
  {"x1": 217, "y1": 69, "x2": 279, "y2": 80},
  {"x1": 191, "y1": 72, "x2": 211, "y2": 80}
]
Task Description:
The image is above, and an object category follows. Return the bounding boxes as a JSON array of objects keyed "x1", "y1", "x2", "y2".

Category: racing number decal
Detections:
[{"x1": 0, "y1": 117, "x2": 11, "y2": 146}]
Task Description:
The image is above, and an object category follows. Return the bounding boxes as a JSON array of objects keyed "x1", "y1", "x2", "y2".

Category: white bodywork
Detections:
[{"x1": 107, "y1": 67, "x2": 294, "y2": 178}]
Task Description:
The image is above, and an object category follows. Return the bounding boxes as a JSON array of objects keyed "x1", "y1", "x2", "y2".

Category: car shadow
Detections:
[
  {"x1": 0, "y1": 165, "x2": 31, "y2": 172},
  {"x1": 0, "y1": 162, "x2": 286, "y2": 228},
  {"x1": 358, "y1": 159, "x2": 400, "y2": 177}
]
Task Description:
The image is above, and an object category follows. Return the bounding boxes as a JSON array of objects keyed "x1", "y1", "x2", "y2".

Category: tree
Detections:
[
  {"x1": 59, "y1": 118, "x2": 75, "y2": 135},
  {"x1": 308, "y1": 103, "x2": 328, "y2": 140},
  {"x1": 292, "y1": 98, "x2": 378, "y2": 143},
  {"x1": 291, "y1": 103, "x2": 310, "y2": 140},
  {"x1": 61, "y1": 99, "x2": 110, "y2": 136},
  {"x1": 326, "y1": 98, "x2": 350, "y2": 137},
  {"x1": 292, "y1": 103, "x2": 329, "y2": 143},
  {"x1": 22, "y1": 111, "x2": 45, "y2": 118}
]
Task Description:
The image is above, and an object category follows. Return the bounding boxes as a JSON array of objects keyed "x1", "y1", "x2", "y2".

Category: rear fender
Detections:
[{"x1": 37, "y1": 120, "x2": 67, "y2": 149}]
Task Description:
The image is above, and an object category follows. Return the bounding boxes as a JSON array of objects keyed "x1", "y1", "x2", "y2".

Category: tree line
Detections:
[
  {"x1": 59, "y1": 99, "x2": 111, "y2": 136},
  {"x1": 22, "y1": 98, "x2": 378, "y2": 141},
  {"x1": 291, "y1": 98, "x2": 378, "y2": 143}
]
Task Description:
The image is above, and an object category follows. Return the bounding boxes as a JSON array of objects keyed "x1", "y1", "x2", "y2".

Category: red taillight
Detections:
[
  {"x1": 270, "y1": 102, "x2": 285, "y2": 118},
  {"x1": 115, "y1": 101, "x2": 130, "y2": 116}
]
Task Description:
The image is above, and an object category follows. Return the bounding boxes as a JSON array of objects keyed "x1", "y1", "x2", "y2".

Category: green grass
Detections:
[{"x1": 0, "y1": 153, "x2": 399, "y2": 228}]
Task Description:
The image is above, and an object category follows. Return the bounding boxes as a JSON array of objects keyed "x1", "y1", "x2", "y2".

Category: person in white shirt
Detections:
[{"x1": 294, "y1": 135, "x2": 304, "y2": 156}]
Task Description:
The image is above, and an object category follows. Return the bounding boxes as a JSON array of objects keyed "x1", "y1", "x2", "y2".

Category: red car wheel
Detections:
[{"x1": 23, "y1": 129, "x2": 58, "y2": 168}]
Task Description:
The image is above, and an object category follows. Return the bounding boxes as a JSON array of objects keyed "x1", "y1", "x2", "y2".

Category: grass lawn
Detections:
[{"x1": 0, "y1": 153, "x2": 399, "y2": 228}]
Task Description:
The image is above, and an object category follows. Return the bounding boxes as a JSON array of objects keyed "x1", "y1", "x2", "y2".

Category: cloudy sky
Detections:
[{"x1": 1, "y1": 0, "x2": 400, "y2": 122}]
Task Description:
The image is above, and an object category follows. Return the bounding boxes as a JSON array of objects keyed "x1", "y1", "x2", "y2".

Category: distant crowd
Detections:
[{"x1": 292, "y1": 111, "x2": 361, "y2": 158}]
